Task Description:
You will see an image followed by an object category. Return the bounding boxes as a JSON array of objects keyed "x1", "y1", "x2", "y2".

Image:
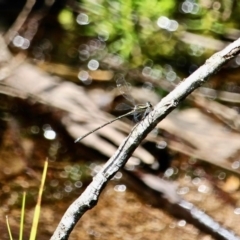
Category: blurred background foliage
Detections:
[
  {"x1": 53, "y1": 0, "x2": 240, "y2": 79},
  {"x1": 1, "y1": 0, "x2": 240, "y2": 87}
]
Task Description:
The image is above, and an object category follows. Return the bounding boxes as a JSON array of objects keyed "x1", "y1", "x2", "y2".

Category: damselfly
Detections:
[{"x1": 75, "y1": 76, "x2": 153, "y2": 142}]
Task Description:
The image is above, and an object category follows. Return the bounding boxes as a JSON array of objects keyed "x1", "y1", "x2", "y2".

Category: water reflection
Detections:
[
  {"x1": 178, "y1": 187, "x2": 190, "y2": 195},
  {"x1": 181, "y1": 0, "x2": 199, "y2": 14},
  {"x1": 232, "y1": 161, "x2": 240, "y2": 170},
  {"x1": 53, "y1": 192, "x2": 63, "y2": 200},
  {"x1": 64, "y1": 185, "x2": 73, "y2": 193},
  {"x1": 112, "y1": 171, "x2": 122, "y2": 180},
  {"x1": 75, "y1": 181, "x2": 83, "y2": 188},
  {"x1": 164, "y1": 168, "x2": 174, "y2": 177},
  {"x1": 30, "y1": 125, "x2": 40, "y2": 134},
  {"x1": 157, "y1": 16, "x2": 179, "y2": 32},
  {"x1": 178, "y1": 220, "x2": 186, "y2": 227},
  {"x1": 142, "y1": 66, "x2": 152, "y2": 77},
  {"x1": 234, "y1": 208, "x2": 240, "y2": 215},
  {"x1": 42, "y1": 124, "x2": 57, "y2": 140},
  {"x1": 98, "y1": 30, "x2": 109, "y2": 41},
  {"x1": 166, "y1": 70, "x2": 177, "y2": 82},
  {"x1": 198, "y1": 185, "x2": 210, "y2": 193},
  {"x1": 150, "y1": 68, "x2": 162, "y2": 79},
  {"x1": 13, "y1": 35, "x2": 30, "y2": 49},
  {"x1": 114, "y1": 184, "x2": 126, "y2": 192},
  {"x1": 76, "y1": 13, "x2": 89, "y2": 25},
  {"x1": 78, "y1": 70, "x2": 92, "y2": 85},
  {"x1": 44, "y1": 129, "x2": 56, "y2": 140},
  {"x1": 50, "y1": 179, "x2": 59, "y2": 187},
  {"x1": 60, "y1": 171, "x2": 68, "y2": 178},
  {"x1": 218, "y1": 172, "x2": 226, "y2": 180},
  {"x1": 192, "y1": 177, "x2": 201, "y2": 185},
  {"x1": 88, "y1": 59, "x2": 99, "y2": 70}
]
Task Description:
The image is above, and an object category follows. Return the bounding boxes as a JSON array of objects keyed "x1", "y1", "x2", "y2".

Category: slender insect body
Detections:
[{"x1": 75, "y1": 79, "x2": 153, "y2": 143}]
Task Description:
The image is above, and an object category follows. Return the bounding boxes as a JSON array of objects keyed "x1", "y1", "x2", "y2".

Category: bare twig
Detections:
[
  {"x1": 3, "y1": 0, "x2": 36, "y2": 45},
  {"x1": 50, "y1": 38, "x2": 240, "y2": 239}
]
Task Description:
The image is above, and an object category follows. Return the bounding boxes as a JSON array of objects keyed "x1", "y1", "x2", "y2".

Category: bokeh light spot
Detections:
[
  {"x1": 88, "y1": 59, "x2": 99, "y2": 70},
  {"x1": 76, "y1": 13, "x2": 89, "y2": 25}
]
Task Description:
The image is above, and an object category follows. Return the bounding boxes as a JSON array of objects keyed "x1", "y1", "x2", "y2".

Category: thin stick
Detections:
[{"x1": 4, "y1": 0, "x2": 36, "y2": 45}]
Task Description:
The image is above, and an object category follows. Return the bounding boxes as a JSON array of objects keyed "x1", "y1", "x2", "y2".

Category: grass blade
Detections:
[
  {"x1": 29, "y1": 159, "x2": 48, "y2": 240},
  {"x1": 6, "y1": 215, "x2": 13, "y2": 240},
  {"x1": 19, "y1": 192, "x2": 26, "y2": 240}
]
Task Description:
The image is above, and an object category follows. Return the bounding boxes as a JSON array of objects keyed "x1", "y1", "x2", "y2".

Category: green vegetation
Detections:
[{"x1": 56, "y1": 0, "x2": 240, "y2": 72}]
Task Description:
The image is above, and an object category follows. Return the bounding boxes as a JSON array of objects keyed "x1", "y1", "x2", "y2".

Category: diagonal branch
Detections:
[
  {"x1": 3, "y1": 0, "x2": 36, "y2": 45},
  {"x1": 50, "y1": 37, "x2": 240, "y2": 240}
]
